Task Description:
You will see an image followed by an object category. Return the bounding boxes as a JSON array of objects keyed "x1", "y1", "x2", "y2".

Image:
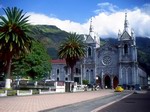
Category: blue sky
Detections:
[
  {"x1": 0, "y1": 0, "x2": 149, "y2": 23},
  {"x1": 0, "y1": 0, "x2": 150, "y2": 37}
]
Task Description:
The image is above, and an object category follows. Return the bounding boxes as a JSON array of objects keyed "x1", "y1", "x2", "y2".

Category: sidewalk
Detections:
[{"x1": 0, "y1": 90, "x2": 114, "y2": 112}]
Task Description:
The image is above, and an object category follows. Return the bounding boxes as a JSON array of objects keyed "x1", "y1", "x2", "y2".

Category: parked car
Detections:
[{"x1": 115, "y1": 85, "x2": 124, "y2": 92}]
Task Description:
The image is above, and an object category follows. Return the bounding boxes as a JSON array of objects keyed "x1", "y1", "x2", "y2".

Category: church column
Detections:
[
  {"x1": 119, "y1": 64, "x2": 122, "y2": 85},
  {"x1": 80, "y1": 64, "x2": 83, "y2": 85},
  {"x1": 101, "y1": 69, "x2": 104, "y2": 89},
  {"x1": 94, "y1": 47, "x2": 97, "y2": 83},
  {"x1": 89, "y1": 70, "x2": 91, "y2": 83},
  {"x1": 132, "y1": 46, "x2": 137, "y2": 62},
  {"x1": 131, "y1": 46, "x2": 134, "y2": 61},
  {"x1": 126, "y1": 69, "x2": 128, "y2": 85},
  {"x1": 118, "y1": 46, "x2": 122, "y2": 62},
  {"x1": 83, "y1": 59, "x2": 86, "y2": 79},
  {"x1": 136, "y1": 64, "x2": 139, "y2": 84},
  {"x1": 132, "y1": 64, "x2": 136, "y2": 85},
  {"x1": 111, "y1": 76, "x2": 114, "y2": 89},
  {"x1": 135, "y1": 47, "x2": 137, "y2": 62}
]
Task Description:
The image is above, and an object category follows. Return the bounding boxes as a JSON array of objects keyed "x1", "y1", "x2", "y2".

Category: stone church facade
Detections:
[{"x1": 51, "y1": 13, "x2": 147, "y2": 89}]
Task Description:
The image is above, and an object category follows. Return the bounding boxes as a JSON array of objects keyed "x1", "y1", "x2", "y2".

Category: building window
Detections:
[
  {"x1": 76, "y1": 68, "x2": 81, "y2": 74},
  {"x1": 124, "y1": 44, "x2": 128, "y2": 54},
  {"x1": 76, "y1": 68, "x2": 78, "y2": 74},
  {"x1": 88, "y1": 47, "x2": 92, "y2": 57},
  {"x1": 65, "y1": 77, "x2": 68, "y2": 81},
  {"x1": 64, "y1": 66, "x2": 68, "y2": 74},
  {"x1": 57, "y1": 69, "x2": 59, "y2": 75},
  {"x1": 57, "y1": 77, "x2": 59, "y2": 81}
]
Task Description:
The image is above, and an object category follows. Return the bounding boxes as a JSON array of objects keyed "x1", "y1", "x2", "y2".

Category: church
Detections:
[{"x1": 51, "y1": 13, "x2": 147, "y2": 89}]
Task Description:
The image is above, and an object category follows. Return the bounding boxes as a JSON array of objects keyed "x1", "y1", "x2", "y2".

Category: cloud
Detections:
[
  {"x1": 27, "y1": 3, "x2": 150, "y2": 38},
  {"x1": 94, "y1": 2, "x2": 119, "y2": 14},
  {"x1": 141, "y1": 4, "x2": 150, "y2": 15},
  {"x1": 27, "y1": 12, "x2": 88, "y2": 34}
]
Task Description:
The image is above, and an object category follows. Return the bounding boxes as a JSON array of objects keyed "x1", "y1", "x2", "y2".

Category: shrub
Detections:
[
  {"x1": 82, "y1": 80, "x2": 89, "y2": 85},
  {"x1": 0, "y1": 90, "x2": 5, "y2": 93}
]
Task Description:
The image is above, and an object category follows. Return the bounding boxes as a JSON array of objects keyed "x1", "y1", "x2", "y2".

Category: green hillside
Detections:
[{"x1": 30, "y1": 25, "x2": 69, "y2": 59}]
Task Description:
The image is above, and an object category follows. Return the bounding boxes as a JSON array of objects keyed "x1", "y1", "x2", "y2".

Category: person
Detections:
[{"x1": 71, "y1": 83, "x2": 74, "y2": 92}]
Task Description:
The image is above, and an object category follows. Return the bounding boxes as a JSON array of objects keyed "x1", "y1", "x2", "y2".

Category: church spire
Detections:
[
  {"x1": 124, "y1": 13, "x2": 129, "y2": 32},
  {"x1": 89, "y1": 18, "x2": 95, "y2": 40},
  {"x1": 89, "y1": 18, "x2": 93, "y2": 34}
]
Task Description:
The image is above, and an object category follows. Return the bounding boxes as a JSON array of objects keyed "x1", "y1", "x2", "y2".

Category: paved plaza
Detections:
[{"x1": 0, "y1": 90, "x2": 115, "y2": 112}]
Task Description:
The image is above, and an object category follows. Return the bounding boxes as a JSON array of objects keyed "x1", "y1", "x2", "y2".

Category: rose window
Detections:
[{"x1": 102, "y1": 56, "x2": 111, "y2": 65}]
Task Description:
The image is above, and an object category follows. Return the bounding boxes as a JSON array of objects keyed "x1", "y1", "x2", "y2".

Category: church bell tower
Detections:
[
  {"x1": 118, "y1": 13, "x2": 138, "y2": 87},
  {"x1": 82, "y1": 18, "x2": 100, "y2": 84}
]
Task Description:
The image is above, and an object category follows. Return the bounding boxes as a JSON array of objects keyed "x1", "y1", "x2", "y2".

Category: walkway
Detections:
[
  {"x1": 0, "y1": 90, "x2": 114, "y2": 112},
  {"x1": 47, "y1": 90, "x2": 132, "y2": 112}
]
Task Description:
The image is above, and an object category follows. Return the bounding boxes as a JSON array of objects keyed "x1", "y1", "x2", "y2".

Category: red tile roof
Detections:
[{"x1": 51, "y1": 59, "x2": 66, "y2": 64}]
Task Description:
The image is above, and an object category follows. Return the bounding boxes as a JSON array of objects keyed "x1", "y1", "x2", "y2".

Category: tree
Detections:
[
  {"x1": 0, "y1": 7, "x2": 33, "y2": 88},
  {"x1": 58, "y1": 33, "x2": 86, "y2": 81},
  {"x1": 12, "y1": 40, "x2": 51, "y2": 80}
]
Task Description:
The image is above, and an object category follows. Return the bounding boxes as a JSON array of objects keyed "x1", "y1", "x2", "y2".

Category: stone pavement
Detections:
[{"x1": 0, "y1": 90, "x2": 114, "y2": 112}]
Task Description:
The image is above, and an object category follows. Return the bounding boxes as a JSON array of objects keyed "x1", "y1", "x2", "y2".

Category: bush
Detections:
[
  {"x1": 82, "y1": 80, "x2": 89, "y2": 85},
  {"x1": 0, "y1": 90, "x2": 5, "y2": 93}
]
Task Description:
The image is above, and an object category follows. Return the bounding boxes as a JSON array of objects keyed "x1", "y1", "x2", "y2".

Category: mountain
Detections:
[
  {"x1": 30, "y1": 25, "x2": 150, "y2": 76},
  {"x1": 30, "y1": 25, "x2": 69, "y2": 59}
]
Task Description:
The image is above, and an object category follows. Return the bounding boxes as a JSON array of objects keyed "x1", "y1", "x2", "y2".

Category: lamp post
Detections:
[
  {"x1": 96, "y1": 76, "x2": 98, "y2": 84},
  {"x1": 101, "y1": 69, "x2": 104, "y2": 89}
]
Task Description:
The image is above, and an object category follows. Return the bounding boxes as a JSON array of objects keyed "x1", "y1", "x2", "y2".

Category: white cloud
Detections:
[
  {"x1": 95, "y1": 2, "x2": 119, "y2": 14},
  {"x1": 27, "y1": 3, "x2": 150, "y2": 38},
  {"x1": 27, "y1": 12, "x2": 88, "y2": 34}
]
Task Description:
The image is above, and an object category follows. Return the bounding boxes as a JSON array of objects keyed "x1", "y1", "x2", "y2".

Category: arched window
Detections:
[
  {"x1": 124, "y1": 44, "x2": 128, "y2": 54},
  {"x1": 122, "y1": 68, "x2": 126, "y2": 84},
  {"x1": 57, "y1": 77, "x2": 59, "y2": 81},
  {"x1": 88, "y1": 47, "x2": 92, "y2": 56},
  {"x1": 65, "y1": 77, "x2": 68, "y2": 81},
  {"x1": 57, "y1": 69, "x2": 59, "y2": 75},
  {"x1": 128, "y1": 68, "x2": 132, "y2": 84}
]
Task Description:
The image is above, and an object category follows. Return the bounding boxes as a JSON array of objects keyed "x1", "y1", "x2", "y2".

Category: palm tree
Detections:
[
  {"x1": 58, "y1": 33, "x2": 86, "y2": 81},
  {"x1": 0, "y1": 7, "x2": 33, "y2": 88}
]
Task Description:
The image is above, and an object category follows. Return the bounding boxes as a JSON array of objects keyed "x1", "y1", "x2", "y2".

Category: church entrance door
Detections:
[
  {"x1": 113, "y1": 76, "x2": 119, "y2": 89},
  {"x1": 104, "y1": 75, "x2": 111, "y2": 88}
]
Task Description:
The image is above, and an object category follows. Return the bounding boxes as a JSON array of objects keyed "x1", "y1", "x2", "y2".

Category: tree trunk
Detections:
[
  {"x1": 70, "y1": 67, "x2": 74, "y2": 81},
  {"x1": 5, "y1": 58, "x2": 12, "y2": 89}
]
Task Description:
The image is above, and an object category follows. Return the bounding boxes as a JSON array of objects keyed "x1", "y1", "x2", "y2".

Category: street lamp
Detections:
[{"x1": 96, "y1": 76, "x2": 98, "y2": 84}]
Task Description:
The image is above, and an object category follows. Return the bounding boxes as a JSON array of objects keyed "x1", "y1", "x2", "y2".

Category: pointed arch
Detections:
[
  {"x1": 128, "y1": 67, "x2": 132, "y2": 85},
  {"x1": 104, "y1": 75, "x2": 111, "y2": 88},
  {"x1": 113, "y1": 76, "x2": 119, "y2": 89},
  {"x1": 124, "y1": 44, "x2": 128, "y2": 54},
  {"x1": 122, "y1": 67, "x2": 126, "y2": 84},
  {"x1": 88, "y1": 47, "x2": 92, "y2": 57}
]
